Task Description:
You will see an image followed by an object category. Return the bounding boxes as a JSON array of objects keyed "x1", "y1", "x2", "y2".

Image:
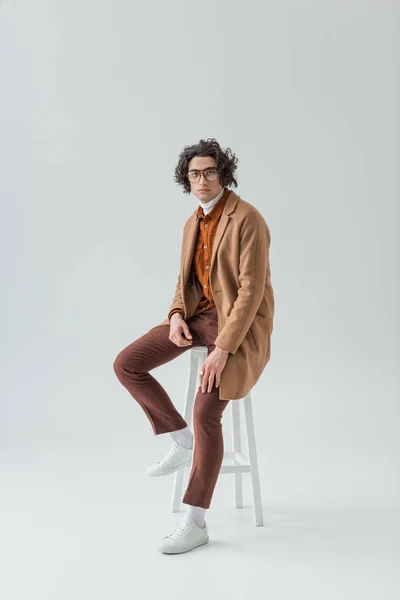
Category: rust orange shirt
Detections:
[
  {"x1": 192, "y1": 187, "x2": 229, "y2": 316},
  {"x1": 169, "y1": 187, "x2": 229, "y2": 320}
]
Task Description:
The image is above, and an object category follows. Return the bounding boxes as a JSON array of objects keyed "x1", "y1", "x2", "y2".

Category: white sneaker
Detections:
[
  {"x1": 146, "y1": 441, "x2": 192, "y2": 477},
  {"x1": 158, "y1": 516, "x2": 209, "y2": 554}
]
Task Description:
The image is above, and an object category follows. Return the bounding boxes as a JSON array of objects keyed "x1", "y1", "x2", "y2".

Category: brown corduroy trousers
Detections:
[{"x1": 113, "y1": 305, "x2": 231, "y2": 509}]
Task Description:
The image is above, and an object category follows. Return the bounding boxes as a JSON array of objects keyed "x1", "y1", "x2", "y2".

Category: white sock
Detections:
[
  {"x1": 170, "y1": 426, "x2": 193, "y2": 449},
  {"x1": 185, "y1": 505, "x2": 206, "y2": 528}
]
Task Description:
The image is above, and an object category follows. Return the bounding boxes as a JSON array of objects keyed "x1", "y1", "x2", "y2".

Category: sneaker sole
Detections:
[
  {"x1": 146, "y1": 457, "x2": 192, "y2": 477},
  {"x1": 158, "y1": 536, "x2": 209, "y2": 554}
]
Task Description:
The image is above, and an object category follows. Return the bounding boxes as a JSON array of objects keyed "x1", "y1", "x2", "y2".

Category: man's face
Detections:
[{"x1": 187, "y1": 157, "x2": 223, "y2": 203}]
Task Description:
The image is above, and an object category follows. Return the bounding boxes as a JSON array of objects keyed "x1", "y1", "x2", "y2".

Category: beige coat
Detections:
[{"x1": 152, "y1": 188, "x2": 275, "y2": 401}]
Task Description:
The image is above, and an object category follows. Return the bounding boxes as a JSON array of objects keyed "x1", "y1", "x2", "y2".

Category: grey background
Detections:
[{"x1": 1, "y1": 0, "x2": 398, "y2": 598}]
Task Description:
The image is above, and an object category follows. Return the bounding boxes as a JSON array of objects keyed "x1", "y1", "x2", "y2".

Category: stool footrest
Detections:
[
  {"x1": 220, "y1": 464, "x2": 251, "y2": 474},
  {"x1": 221, "y1": 451, "x2": 249, "y2": 466}
]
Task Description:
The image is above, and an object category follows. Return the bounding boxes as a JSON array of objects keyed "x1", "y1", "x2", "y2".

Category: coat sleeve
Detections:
[
  {"x1": 167, "y1": 273, "x2": 185, "y2": 322},
  {"x1": 166, "y1": 218, "x2": 190, "y2": 322},
  {"x1": 214, "y1": 211, "x2": 270, "y2": 355},
  {"x1": 169, "y1": 308, "x2": 184, "y2": 321}
]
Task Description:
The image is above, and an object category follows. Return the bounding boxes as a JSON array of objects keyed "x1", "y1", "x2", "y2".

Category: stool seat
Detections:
[{"x1": 171, "y1": 346, "x2": 264, "y2": 526}]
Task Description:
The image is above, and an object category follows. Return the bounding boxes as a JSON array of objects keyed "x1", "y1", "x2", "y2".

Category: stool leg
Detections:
[
  {"x1": 171, "y1": 350, "x2": 203, "y2": 513},
  {"x1": 231, "y1": 400, "x2": 243, "y2": 508},
  {"x1": 243, "y1": 393, "x2": 264, "y2": 526}
]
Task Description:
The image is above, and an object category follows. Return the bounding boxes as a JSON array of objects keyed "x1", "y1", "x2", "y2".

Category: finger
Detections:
[
  {"x1": 207, "y1": 372, "x2": 215, "y2": 393},
  {"x1": 182, "y1": 323, "x2": 193, "y2": 340},
  {"x1": 199, "y1": 370, "x2": 204, "y2": 392},
  {"x1": 178, "y1": 329, "x2": 192, "y2": 345},
  {"x1": 200, "y1": 369, "x2": 207, "y2": 393},
  {"x1": 172, "y1": 334, "x2": 189, "y2": 347}
]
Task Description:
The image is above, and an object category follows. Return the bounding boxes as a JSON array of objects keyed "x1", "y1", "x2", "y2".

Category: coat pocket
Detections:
[{"x1": 245, "y1": 326, "x2": 256, "y2": 350}]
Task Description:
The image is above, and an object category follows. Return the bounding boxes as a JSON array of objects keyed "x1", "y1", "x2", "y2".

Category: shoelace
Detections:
[
  {"x1": 159, "y1": 441, "x2": 181, "y2": 465},
  {"x1": 167, "y1": 519, "x2": 195, "y2": 541}
]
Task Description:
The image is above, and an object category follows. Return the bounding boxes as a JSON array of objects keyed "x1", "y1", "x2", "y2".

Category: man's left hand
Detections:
[{"x1": 199, "y1": 345, "x2": 229, "y2": 393}]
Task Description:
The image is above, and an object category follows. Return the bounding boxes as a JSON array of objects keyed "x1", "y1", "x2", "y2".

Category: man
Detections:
[{"x1": 113, "y1": 138, "x2": 274, "y2": 554}]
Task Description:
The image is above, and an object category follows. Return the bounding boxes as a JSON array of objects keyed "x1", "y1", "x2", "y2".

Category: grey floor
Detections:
[{"x1": 1, "y1": 436, "x2": 398, "y2": 600}]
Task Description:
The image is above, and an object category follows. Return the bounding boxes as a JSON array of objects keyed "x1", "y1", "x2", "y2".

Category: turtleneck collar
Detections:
[{"x1": 198, "y1": 187, "x2": 225, "y2": 215}]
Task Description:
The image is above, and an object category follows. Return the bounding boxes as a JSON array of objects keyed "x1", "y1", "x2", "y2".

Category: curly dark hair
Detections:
[{"x1": 174, "y1": 138, "x2": 239, "y2": 194}]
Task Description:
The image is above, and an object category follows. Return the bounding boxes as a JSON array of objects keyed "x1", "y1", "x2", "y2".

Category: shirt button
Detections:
[
  {"x1": 204, "y1": 245, "x2": 207, "y2": 249},
  {"x1": 204, "y1": 284, "x2": 207, "y2": 288},
  {"x1": 206, "y1": 265, "x2": 210, "y2": 269},
  {"x1": 204, "y1": 223, "x2": 209, "y2": 228}
]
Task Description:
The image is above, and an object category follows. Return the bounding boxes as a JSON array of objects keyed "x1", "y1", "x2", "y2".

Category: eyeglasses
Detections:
[{"x1": 187, "y1": 168, "x2": 219, "y2": 183}]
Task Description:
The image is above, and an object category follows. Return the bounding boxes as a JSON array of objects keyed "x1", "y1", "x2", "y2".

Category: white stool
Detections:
[{"x1": 171, "y1": 346, "x2": 264, "y2": 526}]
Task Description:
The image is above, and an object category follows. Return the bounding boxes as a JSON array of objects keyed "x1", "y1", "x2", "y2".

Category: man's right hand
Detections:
[{"x1": 169, "y1": 313, "x2": 193, "y2": 347}]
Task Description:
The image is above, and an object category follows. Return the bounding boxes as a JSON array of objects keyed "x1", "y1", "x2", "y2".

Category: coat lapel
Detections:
[
  {"x1": 181, "y1": 217, "x2": 199, "y2": 289},
  {"x1": 209, "y1": 212, "x2": 229, "y2": 273}
]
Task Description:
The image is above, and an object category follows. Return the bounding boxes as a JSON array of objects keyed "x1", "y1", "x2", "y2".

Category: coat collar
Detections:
[
  {"x1": 181, "y1": 188, "x2": 240, "y2": 291},
  {"x1": 195, "y1": 186, "x2": 228, "y2": 221},
  {"x1": 193, "y1": 187, "x2": 239, "y2": 220}
]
